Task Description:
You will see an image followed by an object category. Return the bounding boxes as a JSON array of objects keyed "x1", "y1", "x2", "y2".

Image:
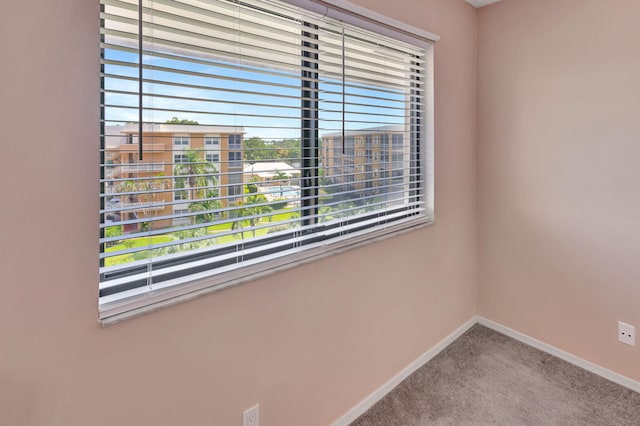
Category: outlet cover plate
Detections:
[
  {"x1": 243, "y1": 404, "x2": 259, "y2": 426},
  {"x1": 618, "y1": 321, "x2": 635, "y2": 346}
]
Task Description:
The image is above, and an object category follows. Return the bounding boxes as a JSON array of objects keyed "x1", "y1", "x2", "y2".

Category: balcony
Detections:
[
  {"x1": 106, "y1": 199, "x2": 165, "y2": 213},
  {"x1": 122, "y1": 201, "x2": 165, "y2": 212},
  {"x1": 105, "y1": 162, "x2": 165, "y2": 178}
]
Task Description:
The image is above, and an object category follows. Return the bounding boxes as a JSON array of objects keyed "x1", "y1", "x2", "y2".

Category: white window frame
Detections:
[
  {"x1": 174, "y1": 154, "x2": 188, "y2": 164},
  {"x1": 205, "y1": 153, "x2": 220, "y2": 163},
  {"x1": 99, "y1": 0, "x2": 436, "y2": 323},
  {"x1": 173, "y1": 135, "x2": 190, "y2": 147},
  {"x1": 204, "y1": 135, "x2": 220, "y2": 146}
]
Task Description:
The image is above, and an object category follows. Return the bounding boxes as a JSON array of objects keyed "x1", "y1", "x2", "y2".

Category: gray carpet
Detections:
[{"x1": 351, "y1": 324, "x2": 640, "y2": 426}]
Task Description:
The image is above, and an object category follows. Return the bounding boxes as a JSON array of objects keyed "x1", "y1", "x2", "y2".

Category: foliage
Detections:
[
  {"x1": 269, "y1": 201, "x2": 289, "y2": 212},
  {"x1": 319, "y1": 168, "x2": 332, "y2": 188},
  {"x1": 174, "y1": 149, "x2": 218, "y2": 199},
  {"x1": 105, "y1": 225, "x2": 123, "y2": 239},
  {"x1": 272, "y1": 171, "x2": 289, "y2": 184},
  {"x1": 267, "y1": 224, "x2": 292, "y2": 234},
  {"x1": 243, "y1": 137, "x2": 300, "y2": 163},
  {"x1": 273, "y1": 138, "x2": 300, "y2": 162},
  {"x1": 165, "y1": 117, "x2": 199, "y2": 125},
  {"x1": 244, "y1": 193, "x2": 278, "y2": 235},
  {"x1": 115, "y1": 174, "x2": 169, "y2": 231},
  {"x1": 318, "y1": 205, "x2": 334, "y2": 223},
  {"x1": 104, "y1": 235, "x2": 176, "y2": 266},
  {"x1": 230, "y1": 186, "x2": 273, "y2": 237},
  {"x1": 105, "y1": 206, "x2": 305, "y2": 266},
  {"x1": 116, "y1": 174, "x2": 168, "y2": 202},
  {"x1": 152, "y1": 228, "x2": 214, "y2": 256},
  {"x1": 189, "y1": 190, "x2": 222, "y2": 224},
  {"x1": 246, "y1": 175, "x2": 260, "y2": 194},
  {"x1": 106, "y1": 253, "x2": 135, "y2": 266},
  {"x1": 244, "y1": 137, "x2": 271, "y2": 161}
]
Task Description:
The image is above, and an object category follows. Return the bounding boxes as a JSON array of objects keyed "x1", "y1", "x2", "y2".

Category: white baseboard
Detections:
[
  {"x1": 331, "y1": 316, "x2": 478, "y2": 426},
  {"x1": 332, "y1": 315, "x2": 640, "y2": 426},
  {"x1": 476, "y1": 316, "x2": 640, "y2": 394}
]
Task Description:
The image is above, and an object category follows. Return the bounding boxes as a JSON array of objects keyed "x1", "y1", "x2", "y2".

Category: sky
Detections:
[{"x1": 103, "y1": 47, "x2": 408, "y2": 141}]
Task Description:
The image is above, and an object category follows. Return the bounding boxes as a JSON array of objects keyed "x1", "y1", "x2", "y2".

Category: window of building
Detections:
[
  {"x1": 227, "y1": 173, "x2": 244, "y2": 200},
  {"x1": 228, "y1": 151, "x2": 242, "y2": 169},
  {"x1": 206, "y1": 153, "x2": 220, "y2": 163},
  {"x1": 173, "y1": 135, "x2": 190, "y2": 146},
  {"x1": 99, "y1": 0, "x2": 435, "y2": 321},
  {"x1": 174, "y1": 178, "x2": 188, "y2": 201},
  {"x1": 205, "y1": 136, "x2": 220, "y2": 146},
  {"x1": 174, "y1": 154, "x2": 188, "y2": 164},
  {"x1": 392, "y1": 134, "x2": 404, "y2": 149},
  {"x1": 228, "y1": 134, "x2": 242, "y2": 149},
  {"x1": 172, "y1": 208, "x2": 191, "y2": 226}
]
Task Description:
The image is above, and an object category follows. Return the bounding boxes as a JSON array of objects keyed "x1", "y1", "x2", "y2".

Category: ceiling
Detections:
[{"x1": 464, "y1": 0, "x2": 502, "y2": 7}]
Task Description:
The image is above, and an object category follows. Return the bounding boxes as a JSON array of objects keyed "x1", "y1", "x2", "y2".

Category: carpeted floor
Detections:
[{"x1": 351, "y1": 324, "x2": 640, "y2": 425}]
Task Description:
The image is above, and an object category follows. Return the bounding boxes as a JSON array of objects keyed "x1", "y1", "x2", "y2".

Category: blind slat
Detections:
[{"x1": 99, "y1": 0, "x2": 431, "y2": 318}]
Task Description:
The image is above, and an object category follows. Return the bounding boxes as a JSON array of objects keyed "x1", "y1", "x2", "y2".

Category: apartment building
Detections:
[
  {"x1": 104, "y1": 124, "x2": 244, "y2": 231},
  {"x1": 322, "y1": 125, "x2": 408, "y2": 201}
]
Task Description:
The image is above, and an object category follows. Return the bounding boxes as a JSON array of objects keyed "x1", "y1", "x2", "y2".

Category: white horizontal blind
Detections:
[{"x1": 99, "y1": 0, "x2": 433, "y2": 319}]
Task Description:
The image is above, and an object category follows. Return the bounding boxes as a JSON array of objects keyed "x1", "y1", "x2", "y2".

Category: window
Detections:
[
  {"x1": 172, "y1": 208, "x2": 191, "y2": 226},
  {"x1": 392, "y1": 134, "x2": 404, "y2": 149},
  {"x1": 228, "y1": 151, "x2": 242, "y2": 169},
  {"x1": 227, "y1": 174, "x2": 244, "y2": 199},
  {"x1": 205, "y1": 136, "x2": 220, "y2": 146},
  {"x1": 99, "y1": 0, "x2": 435, "y2": 321},
  {"x1": 174, "y1": 179, "x2": 188, "y2": 201},
  {"x1": 174, "y1": 154, "x2": 188, "y2": 164},
  {"x1": 228, "y1": 134, "x2": 242, "y2": 149},
  {"x1": 173, "y1": 135, "x2": 190, "y2": 146}
]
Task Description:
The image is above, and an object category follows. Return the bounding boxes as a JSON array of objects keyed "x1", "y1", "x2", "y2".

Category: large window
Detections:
[{"x1": 99, "y1": 0, "x2": 435, "y2": 321}]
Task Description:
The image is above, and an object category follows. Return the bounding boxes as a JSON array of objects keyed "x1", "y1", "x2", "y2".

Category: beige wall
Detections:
[
  {"x1": 478, "y1": 0, "x2": 640, "y2": 381},
  {"x1": 0, "y1": 1, "x2": 477, "y2": 425}
]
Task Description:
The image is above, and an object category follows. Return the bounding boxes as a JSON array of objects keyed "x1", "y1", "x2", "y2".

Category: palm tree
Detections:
[
  {"x1": 230, "y1": 189, "x2": 273, "y2": 237},
  {"x1": 115, "y1": 174, "x2": 168, "y2": 231},
  {"x1": 189, "y1": 190, "x2": 222, "y2": 224},
  {"x1": 318, "y1": 205, "x2": 334, "y2": 223},
  {"x1": 240, "y1": 193, "x2": 271, "y2": 237},
  {"x1": 272, "y1": 170, "x2": 289, "y2": 187},
  {"x1": 174, "y1": 149, "x2": 217, "y2": 200}
]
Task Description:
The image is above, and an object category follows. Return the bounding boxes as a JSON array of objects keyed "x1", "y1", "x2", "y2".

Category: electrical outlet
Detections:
[
  {"x1": 618, "y1": 321, "x2": 635, "y2": 346},
  {"x1": 242, "y1": 404, "x2": 259, "y2": 426}
]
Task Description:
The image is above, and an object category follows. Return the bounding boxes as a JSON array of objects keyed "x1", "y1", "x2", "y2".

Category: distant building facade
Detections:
[
  {"x1": 321, "y1": 125, "x2": 407, "y2": 201},
  {"x1": 243, "y1": 161, "x2": 299, "y2": 182},
  {"x1": 104, "y1": 124, "x2": 244, "y2": 231}
]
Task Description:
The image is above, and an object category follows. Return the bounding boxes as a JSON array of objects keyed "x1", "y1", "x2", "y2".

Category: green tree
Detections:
[
  {"x1": 246, "y1": 175, "x2": 260, "y2": 194},
  {"x1": 244, "y1": 137, "x2": 271, "y2": 161},
  {"x1": 105, "y1": 225, "x2": 123, "y2": 238},
  {"x1": 243, "y1": 193, "x2": 272, "y2": 237},
  {"x1": 230, "y1": 186, "x2": 273, "y2": 237},
  {"x1": 318, "y1": 205, "x2": 334, "y2": 223},
  {"x1": 272, "y1": 171, "x2": 289, "y2": 186},
  {"x1": 189, "y1": 190, "x2": 222, "y2": 224},
  {"x1": 154, "y1": 228, "x2": 213, "y2": 256},
  {"x1": 272, "y1": 138, "x2": 300, "y2": 162},
  {"x1": 165, "y1": 117, "x2": 199, "y2": 125},
  {"x1": 115, "y1": 174, "x2": 169, "y2": 231},
  {"x1": 174, "y1": 149, "x2": 217, "y2": 199}
]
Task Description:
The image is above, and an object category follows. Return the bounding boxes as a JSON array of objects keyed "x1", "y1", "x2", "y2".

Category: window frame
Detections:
[
  {"x1": 205, "y1": 153, "x2": 220, "y2": 163},
  {"x1": 173, "y1": 135, "x2": 190, "y2": 147},
  {"x1": 98, "y1": 0, "x2": 436, "y2": 323},
  {"x1": 204, "y1": 135, "x2": 220, "y2": 146}
]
